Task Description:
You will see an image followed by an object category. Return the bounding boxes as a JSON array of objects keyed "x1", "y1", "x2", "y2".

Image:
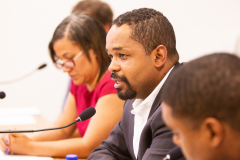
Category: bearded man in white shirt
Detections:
[{"x1": 88, "y1": 8, "x2": 184, "y2": 160}]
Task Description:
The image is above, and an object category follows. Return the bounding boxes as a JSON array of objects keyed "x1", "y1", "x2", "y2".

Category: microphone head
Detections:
[
  {"x1": 0, "y1": 91, "x2": 6, "y2": 99},
  {"x1": 38, "y1": 63, "x2": 47, "y2": 70},
  {"x1": 168, "y1": 146, "x2": 184, "y2": 160},
  {"x1": 79, "y1": 107, "x2": 96, "y2": 121}
]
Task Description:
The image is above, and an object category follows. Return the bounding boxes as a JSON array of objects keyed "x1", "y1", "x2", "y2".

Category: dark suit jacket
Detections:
[{"x1": 88, "y1": 63, "x2": 184, "y2": 160}]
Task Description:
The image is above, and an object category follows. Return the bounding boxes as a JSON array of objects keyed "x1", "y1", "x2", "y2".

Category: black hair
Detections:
[{"x1": 113, "y1": 8, "x2": 179, "y2": 62}]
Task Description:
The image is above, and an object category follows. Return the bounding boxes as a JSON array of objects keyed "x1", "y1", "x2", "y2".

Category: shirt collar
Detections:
[{"x1": 131, "y1": 66, "x2": 175, "y2": 121}]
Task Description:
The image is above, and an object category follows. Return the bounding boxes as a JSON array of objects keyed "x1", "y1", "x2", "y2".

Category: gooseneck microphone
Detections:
[
  {"x1": 163, "y1": 146, "x2": 184, "y2": 160},
  {"x1": 0, "y1": 63, "x2": 47, "y2": 85},
  {"x1": 38, "y1": 64, "x2": 47, "y2": 70},
  {"x1": 0, "y1": 91, "x2": 6, "y2": 99},
  {"x1": 0, "y1": 107, "x2": 96, "y2": 133}
]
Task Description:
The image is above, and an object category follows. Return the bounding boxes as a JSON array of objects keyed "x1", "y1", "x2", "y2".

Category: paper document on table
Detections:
[
  {"x1": 0, "y1": 115, "x2": 36, "y2": 126},
  {"x1": 0, "y1": 107, "x2": 41, "y2": 115},
  {"x1": 0, "y1": 150, "x2": 53, "y2": 159}
]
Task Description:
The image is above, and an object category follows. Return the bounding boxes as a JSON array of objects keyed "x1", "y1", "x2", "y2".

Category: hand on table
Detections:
[{"x1": 0, "y1": 133, "x2": 32, "y2": 155}]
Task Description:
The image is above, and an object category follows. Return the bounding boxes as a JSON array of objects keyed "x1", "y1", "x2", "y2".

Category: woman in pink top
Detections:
[{"x1": 0, "y1": 12, "x2": 124, "y2": 158}]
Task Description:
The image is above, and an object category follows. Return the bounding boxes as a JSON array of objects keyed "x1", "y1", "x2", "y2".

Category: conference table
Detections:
[{"x1": 0, "y1": 115, "x2": 86, "y2": 160}]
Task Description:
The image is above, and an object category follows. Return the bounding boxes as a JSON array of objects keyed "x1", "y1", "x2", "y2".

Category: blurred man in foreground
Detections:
[{"x1": 162, "y1": 53, "x2": 240, "y2": 160}]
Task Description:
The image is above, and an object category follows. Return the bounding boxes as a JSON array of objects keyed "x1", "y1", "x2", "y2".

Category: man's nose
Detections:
[{"x1": 108, "y1": 58, "x2": 120, "y2": 72}]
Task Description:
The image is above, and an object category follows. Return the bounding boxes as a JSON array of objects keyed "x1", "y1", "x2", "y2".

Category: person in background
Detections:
[
  {"x1": 72, "y1": 0, "x2": 113, "y2": 33},
  {"x1": 88, "y1": 8, "x2": 184, "y2": 160},
  {"x1": 62, "y1": 0, "x2": 113, "y2": 110},
  {"x1": 0, "y1": 12, "x2": 124, "y2": 158},
  {"x1": 161, "y1": 53, "x2": 240, "y2": 160}
]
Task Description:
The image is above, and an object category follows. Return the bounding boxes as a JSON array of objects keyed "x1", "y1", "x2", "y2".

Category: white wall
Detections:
[{"x1": 0, "y1": 0, "x2": 240, "y2": 122}]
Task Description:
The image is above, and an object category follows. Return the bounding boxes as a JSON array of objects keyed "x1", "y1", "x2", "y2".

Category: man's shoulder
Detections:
[{"x1": 148, "y1": 105, "x2": 165, "y2": 127}]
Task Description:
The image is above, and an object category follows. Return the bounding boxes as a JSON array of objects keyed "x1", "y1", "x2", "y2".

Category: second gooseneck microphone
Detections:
[
  {"x1": 0, "y1": 107, "x2": 96, "y2": 133},
  {"x1": 0, "y1": 63, "x2": 47, "y2": 85}
]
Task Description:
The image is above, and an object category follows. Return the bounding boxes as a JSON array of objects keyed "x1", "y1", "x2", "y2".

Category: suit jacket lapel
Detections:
[
  {"x1": 129, "y1": 113, "x2": 136, "y2": 160},
  {"x1": 148, "y1": 62, "x2": 181, "y2": 119},
  {"x1": 125, "y1": 99, "x2": 137, "y2": 160}
]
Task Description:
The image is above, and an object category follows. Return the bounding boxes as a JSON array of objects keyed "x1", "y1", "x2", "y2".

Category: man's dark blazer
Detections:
[{"x1": 88, "y1": 63, "x2": 184, "y2": 160}]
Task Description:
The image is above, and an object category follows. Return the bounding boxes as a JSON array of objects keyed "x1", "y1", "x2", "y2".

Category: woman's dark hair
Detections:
[{"x1": 49, "y1": 12, "x2": 109, "y2": 82}]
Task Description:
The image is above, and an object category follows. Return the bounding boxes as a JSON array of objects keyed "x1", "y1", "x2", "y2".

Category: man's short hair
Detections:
[
  {"x1": 162, "y1": 53, "x2": 240, "y2": 131},
  {"x1": 113, "y1": 8, "x2": 179, "y2": 62},
  {"x1": 72, "y1": 0, "x2": 113, "y2": 26}
]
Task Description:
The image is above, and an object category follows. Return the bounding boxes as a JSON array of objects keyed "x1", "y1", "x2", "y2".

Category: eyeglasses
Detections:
[{"x1": 54, "y1": 51, "x2": 83, "y2": 70}]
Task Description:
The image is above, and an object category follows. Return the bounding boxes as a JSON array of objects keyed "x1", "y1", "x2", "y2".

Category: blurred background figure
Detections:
[
  {"x1": 72, "y1": 0, "x2": 113, "y2": 33},
  {"x1": 162, "y1": 53, "x2": 240, "y2": 160},
  {"x1": 0, "y1": 12, "x2": 124, "y2": 158}
]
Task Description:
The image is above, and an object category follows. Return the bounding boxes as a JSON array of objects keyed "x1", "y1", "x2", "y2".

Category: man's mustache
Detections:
[
  {"x1": 110, "y1": 72, "x2": 134, "y2": 96},
  {"x1": 110, "y1": 72, "x2": 127, "y2": 82}
]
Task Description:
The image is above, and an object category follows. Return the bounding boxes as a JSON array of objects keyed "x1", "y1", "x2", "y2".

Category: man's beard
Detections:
[{"x1": 110, "y1": 72, "x2": 137, "y2": 100}]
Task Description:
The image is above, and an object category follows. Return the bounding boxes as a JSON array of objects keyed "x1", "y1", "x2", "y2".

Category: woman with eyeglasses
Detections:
[{"x1": 0, "y1": 12, "x2": 124, "y2": 158}]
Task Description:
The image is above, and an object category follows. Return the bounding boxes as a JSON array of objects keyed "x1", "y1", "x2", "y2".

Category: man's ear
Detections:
[
  {"x1": 201, "y1": 117, "x2": 224, "y2": 148},
  {"x1": 152, "y1": 45, "x2": 167, "y2": 68}
]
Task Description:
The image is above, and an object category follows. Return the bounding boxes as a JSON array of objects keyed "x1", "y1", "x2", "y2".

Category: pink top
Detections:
[{"x1": 70, "y1": 71, "x2": 117, "y2": 136}]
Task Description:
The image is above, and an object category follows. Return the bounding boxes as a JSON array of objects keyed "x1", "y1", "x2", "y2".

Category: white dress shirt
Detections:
[{"x1": 131, "y1": 66, "x2": 174, "y2": 158}]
